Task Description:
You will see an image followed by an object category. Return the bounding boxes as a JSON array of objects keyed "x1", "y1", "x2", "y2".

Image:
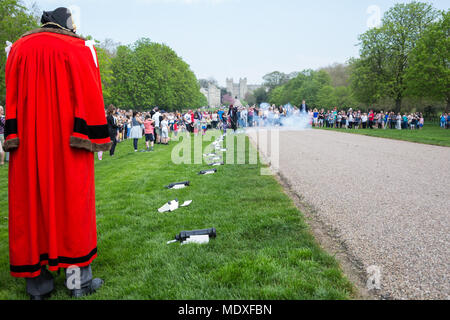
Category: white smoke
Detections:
[{"x1": 245, "y1": 102, "x2": 312, "y2": 132}]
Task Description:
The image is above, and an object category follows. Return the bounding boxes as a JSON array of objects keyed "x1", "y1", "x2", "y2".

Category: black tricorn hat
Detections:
[{"x1": 41, "y1": 7, "x2": 75, "y2": 32}]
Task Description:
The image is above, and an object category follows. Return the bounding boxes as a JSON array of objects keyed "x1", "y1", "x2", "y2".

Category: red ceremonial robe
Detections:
[{"x1": 3, "y1": 28, "x2": 112, "y2": 278}]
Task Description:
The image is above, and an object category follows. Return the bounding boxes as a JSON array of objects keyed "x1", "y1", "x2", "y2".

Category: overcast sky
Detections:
[{"x1": 29, "y1": 0, "x2": 449, "y2": 86}]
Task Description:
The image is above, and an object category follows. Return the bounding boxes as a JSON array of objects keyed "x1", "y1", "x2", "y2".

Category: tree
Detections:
[
  {"x1": 98, "y1": 38, "x2": 121, "y2": 57},
  {"x1": 267, "y1": 70, "x2": 331, "y2": 107},
  {"x1": 198, "y1": 79, "x2": 210, "y2": 89},
  {"x1": 268, "y1": 86, "x2": 286, "y2": 105},
  {"x1": 316, "y1": 85, "x2": 336, "y2": 108},
  {"x1": 96, "y1": 45, "x2": 115, "y2": 106},
  {"x1": 253, "y1": 87, "x2": 269, "y2": 105},
  {"x1": 196, "y1": 93, "x2": 208, "y2": 107},
  {"x1": 244, "y1": 92, "x2": 256, "y2": 106},
  {"x1": 333, "y1": 86, "x2": 357, "y2": 109},
  {"x1": 320, "y1": 63, "x2": 351, "y2": 87},
  {"x1": 222, "y1": 94, "x2": 234, "y2": 106},
  {"x1": 406, "y1": 10, "x2": 450, "y2": 111},
  {"x1": 0, "y1": 0, "x2": 39, "y2": 103},
  {"x1": 110, "y1": 45, "x2": 136, "y2": 108},
  {"x1": 263, "y1": 71, "x2": 290, "y2": 91},
  {"x1": 198, "y1": 78, "x2": 218, "y2": 89},
  {"x1": 351, "y1": 1, "x2": 439, "y2": 112},
  {"x1": 109, "y1": 38, "x2": 205, "y2": 110}
]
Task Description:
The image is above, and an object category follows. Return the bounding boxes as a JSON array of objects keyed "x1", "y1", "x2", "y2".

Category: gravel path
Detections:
[{"x1": 248, "y1": 129, "x2": 450, "y2": 300}]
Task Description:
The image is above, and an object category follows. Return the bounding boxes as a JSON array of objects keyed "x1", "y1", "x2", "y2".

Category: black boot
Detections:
[{"x1": 27, "y1": 266, "x2": 54, "y2": 300}]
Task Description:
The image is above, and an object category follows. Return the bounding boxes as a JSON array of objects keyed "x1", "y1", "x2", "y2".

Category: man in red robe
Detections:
[{"x1": 3, "y1": 8, "x2": 112, "y2": 300}]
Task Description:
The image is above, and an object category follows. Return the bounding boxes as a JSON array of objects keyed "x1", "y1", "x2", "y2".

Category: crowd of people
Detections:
[
  {"x1": 441, "y1": 113, "x2": 450, "y2": 129},
  {"x1": 99, "y1": 102, "x2": 450, "y2": 159},
  {"x1": 2, "y1": 102, "x2": 450, "y2": 163},
  {"x1": 310, "y1": 108, "x2": 431, "y2": 130}
]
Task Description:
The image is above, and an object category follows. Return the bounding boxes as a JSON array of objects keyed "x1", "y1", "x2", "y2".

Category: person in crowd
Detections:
[
  {"x1": 228, "y1": 105, "x2": 238, "y2": 133},
  {"x1": 342, "y1": 112, "x2": 348, "y2": 129},
  {"x1": 410, "y1": 114, "x2": 417, "y2": 130},
  {"x1": 193, "y1": 109, "x2": 202, "y2": 136},
  {"x1": 440, "y1": 113, "x2": 447, "y2": 128},
  {"x1": 300, "y1": 100, "x2": 309, "y2": 113},
  {"x1": 312, "y1": 109, "x2": 319, "y2": 127},
  {"x1": 390, "y1": 112, "x2": 396, "y2": 129},
  {"x1": 377, "y1": 112, "x2": 384, "y2": 129},
  {"x1": 173, "y1": 116, "x2": 179, "y2": 136},
  {"x1": 152, "y1": 107, "x2": 161, "y2": 144},
  {"x1": 254, "y1": 105, "x2": 260, "y2": 127},
  {"x1": 354, "y1": 111, "x2": 361, "y2": 129},
  {"x1": 347, "y1": 110, "x2": 354, "y2": 129},
  {"x1": 168, "y1": 112, "x2": 175, "y2": 132},
  {"x1": 402, "y1": 114, "x2": 409, "y2": 130},
  {"x1": 336, "y1": 112, "x2": 342, "y2": 128},
  {"x1": 419, "y1": 114, "x2": 424, "y2": 129},
  {"x1": 130, "y1": 111, "x2": 143, "y2": 152},
  {"x1": 125, "y1": 115, "x2": 131, "y2": 139},
  {"x1": 318, "y1": 109, "x2": 325, "y2": 128},
  {"x1": 396, "y1": 113, "x2": 402, "y2": 130},
  {"x1": 212, "y1": 111, "x2": 218, "y2": 129},
  {"x1": 190, "y1": 110, "x2": 195, "y2": 133},
  {"x1": 222, "y1": 112, "x2": 229, "y2": 135},
  {"x1": 361, "y1": 113, "x2": 368, "y2": 129},
  {"x1": 201, "y1": 113, "x2": 208, "y2": 135},
  {"x1": 241, "y1": 107, "x2": 248, "y2": 128},
  {"x1": 368, "y1": 110, "x2": 374, "y2": 129},
  {"x1": 328, "y1": 111, "x2": 335, "y2": 128},
  {"x1": 383, "y1": 112, "x2": 388, "y2": 129},
  {"x1": 143, "y1": 115, "x2": 155, "y2": 152},
  {"x1": 107, "y1": 105, "x2": 118, "y2": 156},
  {"x1": 160, "y1": 114, "x2": 170, "y2": 145},
  {"x1": 183, "y1": 110, "x2": 192, "y2": 133}
]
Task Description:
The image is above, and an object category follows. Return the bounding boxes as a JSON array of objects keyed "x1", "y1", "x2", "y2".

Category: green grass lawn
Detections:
[
  {"x1": 318, "y1": 123, "x2": 450, "y2": 147},
  {"x1": 0, "y1": 132, "x2": 354, "y2": 300}
]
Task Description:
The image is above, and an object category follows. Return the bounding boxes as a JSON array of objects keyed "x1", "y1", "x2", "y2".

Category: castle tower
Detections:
[{"x1": 239, "y1": 78, "x2": 248, "y2": 100}]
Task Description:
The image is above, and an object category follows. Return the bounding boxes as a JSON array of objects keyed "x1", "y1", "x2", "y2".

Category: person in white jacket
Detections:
[{"x1": 152, "y1": 108, "x2": 161, "y2": 143}]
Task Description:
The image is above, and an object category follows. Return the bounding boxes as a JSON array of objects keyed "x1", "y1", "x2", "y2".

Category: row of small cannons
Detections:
[{"x1": 161, "y1": 135, "x2": 227, "y2": 245}]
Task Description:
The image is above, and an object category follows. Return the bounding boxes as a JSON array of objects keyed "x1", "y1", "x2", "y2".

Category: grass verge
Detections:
[{"x1": 318, "y1": 124, "x2": 450, "y2": 147}]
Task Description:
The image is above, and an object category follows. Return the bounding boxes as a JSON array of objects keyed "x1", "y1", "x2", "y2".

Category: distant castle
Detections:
[
  {"x1": 200, "y1": 83, "x2": 221, "y2": 107},
  {"x1": 226, "y1": 78, "x2": 262, "y2": 101},
  {"x1": 200, "y1": 78, "x2": 262, "y2": 107}
]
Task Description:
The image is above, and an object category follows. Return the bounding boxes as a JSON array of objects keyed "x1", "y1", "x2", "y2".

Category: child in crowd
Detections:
[
  {"x1": 160, "y1": 115, "x2": 170, "y2": 145},
  {"x1": 144, "y1": 115, "x2": 155, "y2": 152}
]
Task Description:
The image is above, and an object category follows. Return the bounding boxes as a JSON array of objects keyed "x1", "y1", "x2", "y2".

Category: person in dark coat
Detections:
[
  {"x1": 228, "y1": 105, "x2": 238, "y2": 132},
  {"x1": 107, "y1": 105, "x2": 118, "y2": 156}
]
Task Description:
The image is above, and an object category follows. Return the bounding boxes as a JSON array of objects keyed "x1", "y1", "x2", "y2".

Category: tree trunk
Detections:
[
  {"x1": 446, "y1": 96, "x2": 450, "y2": 114},
  {"x1": 395, "y1": 98, "x2": 402, "y2": 113}
]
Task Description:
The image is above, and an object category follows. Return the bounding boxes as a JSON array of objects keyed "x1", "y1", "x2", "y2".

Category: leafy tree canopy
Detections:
[{"x1": 0, "y1": 0, "x2": 39, "y2": 103}]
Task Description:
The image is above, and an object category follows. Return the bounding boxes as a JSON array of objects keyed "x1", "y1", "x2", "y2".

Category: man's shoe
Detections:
[{"x1": 70, "y1": 278, "x2": 104, "y2": 298}]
